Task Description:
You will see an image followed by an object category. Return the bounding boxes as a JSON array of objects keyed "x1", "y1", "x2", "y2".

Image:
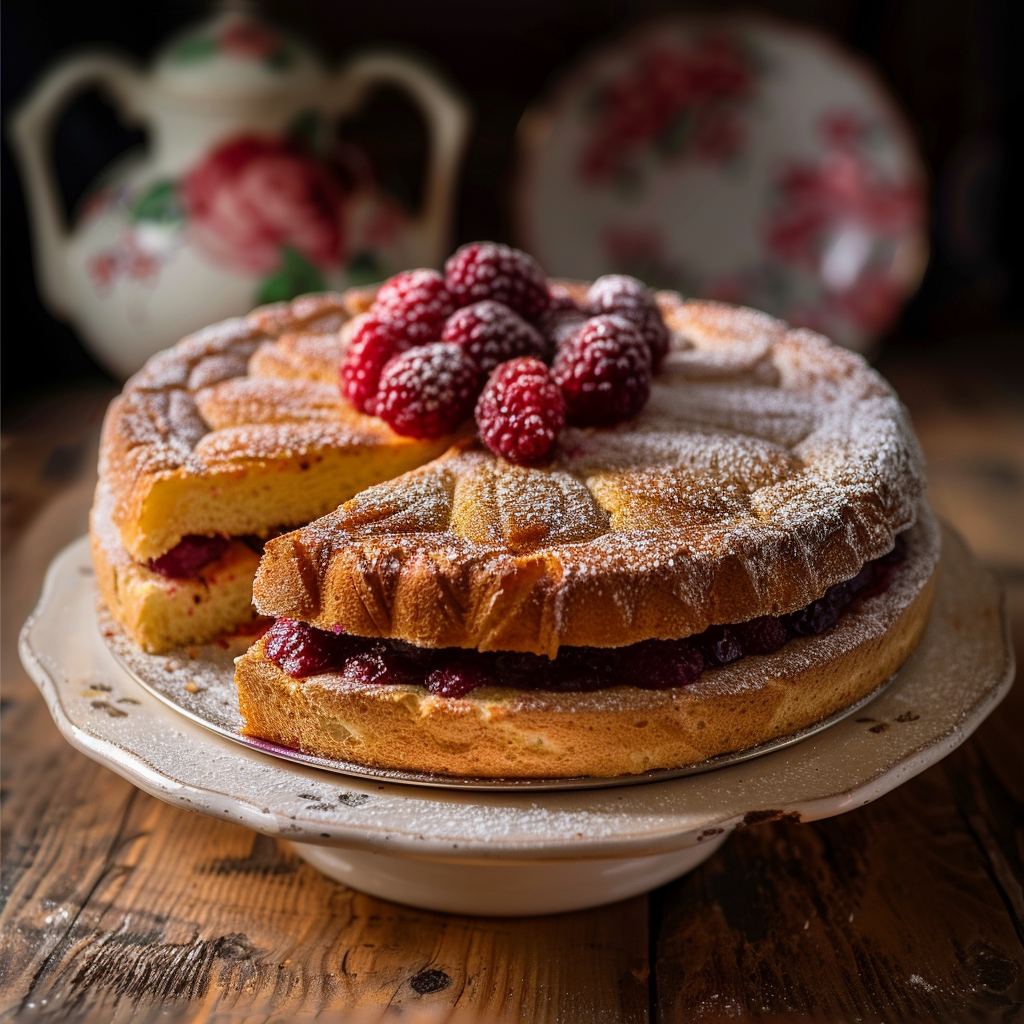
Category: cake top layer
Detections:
[
  {"x1": 97, "y1": 288, "x2": 454, "y2": 561},
  {"x1": 253, "y1": 297, "x2": 927, "y2": 655}
]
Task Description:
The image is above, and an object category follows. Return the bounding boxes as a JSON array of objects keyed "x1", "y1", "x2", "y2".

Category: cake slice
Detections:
[{"x1": 236, "y1": 298, "x2": 940, "y2": 777}]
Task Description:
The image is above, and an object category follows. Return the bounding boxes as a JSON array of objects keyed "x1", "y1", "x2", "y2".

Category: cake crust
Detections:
[
  {"x1": 254, "y1": 299, "x2": 927, "y2": 655},
  {"x1": 236, "y1": 507, "x2": 940, "y2": 778},
  {"x1": 98, "y1": 291, "x2": 451, "y2": 563}
]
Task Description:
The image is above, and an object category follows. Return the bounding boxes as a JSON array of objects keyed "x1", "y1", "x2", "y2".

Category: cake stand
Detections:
[{"x1": 19, "y1": 527, "x2": 1013, "y2": 915}]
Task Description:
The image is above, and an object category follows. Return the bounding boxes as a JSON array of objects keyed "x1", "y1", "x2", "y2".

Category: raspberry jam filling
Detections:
[
  {"x1": 147, "y1": 535, "x2": 231, "y2": 579},
  {"x1": 264, "y1": 537, "x2": 907, "y2": 696},
  {"x1": 146, "y1": 527, "x2": 295, "y2": 579}
]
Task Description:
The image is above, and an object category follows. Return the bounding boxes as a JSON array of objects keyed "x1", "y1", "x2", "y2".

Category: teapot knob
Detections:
[{"x1": 9, "y1": 53, "x2": 147, "y2": 318}]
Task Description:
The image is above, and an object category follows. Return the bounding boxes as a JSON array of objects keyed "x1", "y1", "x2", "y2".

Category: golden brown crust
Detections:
[
  {"x1": 97, "y1": 292, "x2": 452, "y2": 562},
  {"x1": 254, "y1": 299, "x2": 927, "y2": 655},
  {"x1": 236, "y1": 508, "x2": 940, "y2": 778}
]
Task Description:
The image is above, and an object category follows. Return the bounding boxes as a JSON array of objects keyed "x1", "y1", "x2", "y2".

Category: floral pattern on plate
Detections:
[
  {"x1": 578, "y1": 30, "x2": 761, "y2": 191},
  {"x1": 516, "y1": 17, "x2": 928, "y2": 353}
]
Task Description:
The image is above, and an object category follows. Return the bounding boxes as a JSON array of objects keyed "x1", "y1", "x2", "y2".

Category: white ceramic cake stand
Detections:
[{"x1": 19, "y1": 528, "x2": 1013, "y2": 915}]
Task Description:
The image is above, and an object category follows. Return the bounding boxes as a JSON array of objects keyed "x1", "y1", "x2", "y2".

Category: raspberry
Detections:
[
  {"x1": 734, "y1": 616, "x2": 788, "y2": 655},
  {"x1": 544, "y1": 648, "x2": 623, "y2": 692},
  {"x1": 148, "y1": 535, "x2": 230, "y2": 578},
  {"x1": 373, "y1": 651, "x2": 424, "y2": 688},
  {"x1": 475, "y1": 357, "x2": 565, "y2": 465},
  {"x1": 631, "y1": 639, "x2": 705, "y2": 688},
  {"x1": 536, "y1": 306, "x2": 587, "y2": 354},
  {"x1": 425, "y1": 655, "x2": 496, "y2": 698},
  {"x1": 264, "y1": 618, "x2": 357, "y2": 678},
  {"x1": 785, "y1": 582, "x2": 851, "y2": 637},
  {"x1": 376, "y1": 342, "x2": 481, "y2": 439},
  {"x1": 340, "y1": 314, "x2": 410, "y2": 414},
  {"x1": 698, "y1": 625, "x2": 745, "y2": 666},
  {"x1": 371, "y1": 268, "x2": 455, "y2": 343},
  {"x1": 552, "y1": 315, "x2": 652, "y2": 425},
  {"x1": 586, "y1": 275, "x2": 670, "y2": 370},
  {"x1": 444, "y1": 242, "x2": 549, "y2": 320},
  {"x1": 441, "y1": 300, "x2": 548, "y2": 375},
  {"x1": 344, "y1": 649, "x2": 422, "y2": 688}
]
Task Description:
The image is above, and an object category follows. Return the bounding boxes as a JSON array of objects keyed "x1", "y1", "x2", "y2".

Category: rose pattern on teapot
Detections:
[
  {"x1": 169, "y1": 14, "x2": 294, "y2": 68},
  {"x1": 86, "y1": 124, "x2": 409, "y2": 305}
]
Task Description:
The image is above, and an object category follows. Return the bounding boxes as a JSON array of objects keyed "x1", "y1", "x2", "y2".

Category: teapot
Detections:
[{"x1": 10, "y1": 10, "x2": 470, "y2": 377}]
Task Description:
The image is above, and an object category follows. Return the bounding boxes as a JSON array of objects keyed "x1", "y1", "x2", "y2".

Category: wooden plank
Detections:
[
  {"x1": 652, "y1": 755, "x2": 1024, "y2": 1021},
  {"x1": 0, "y1": 738, "x2": 648, "y2": 1022}
]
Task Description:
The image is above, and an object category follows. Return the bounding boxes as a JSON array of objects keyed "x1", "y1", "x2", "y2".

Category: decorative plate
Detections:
[
  {"x1": 18, "y1": 527, "x2": 1013, "y2": 914},
  {"x1": 515, "y1": 15, "x2": 928, "y2": 353}
]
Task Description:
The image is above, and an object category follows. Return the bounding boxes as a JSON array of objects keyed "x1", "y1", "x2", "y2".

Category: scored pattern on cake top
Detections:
[{"x1": 102, "y1": 294, "x2": 353, "y2": 489}]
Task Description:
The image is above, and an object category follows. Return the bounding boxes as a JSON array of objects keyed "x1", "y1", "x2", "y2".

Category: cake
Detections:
[
  {"x1": 91, "y1": 243, "x2": 939, "y2": 779},
  {"x1": 232, "y1": 278, "x2": 939, "y2": 778}
]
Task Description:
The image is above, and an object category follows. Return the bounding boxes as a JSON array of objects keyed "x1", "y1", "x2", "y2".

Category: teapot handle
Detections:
[
  {"x1": 9, "y1": 53, "x2": 146, "y2": 317},
  {"x1": 328, "y1": 54, "x2": 470, "y2": 267}
]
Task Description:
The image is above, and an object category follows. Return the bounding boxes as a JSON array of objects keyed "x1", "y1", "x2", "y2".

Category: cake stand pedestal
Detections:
[{"x1": 291, "y1": 841, "x2": 725, "y2": 916}]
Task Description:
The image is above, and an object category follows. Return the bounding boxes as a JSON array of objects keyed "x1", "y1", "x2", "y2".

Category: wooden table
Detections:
[{"x1": 2, "y1": 353, "x2": 1022, "y2": 1023}]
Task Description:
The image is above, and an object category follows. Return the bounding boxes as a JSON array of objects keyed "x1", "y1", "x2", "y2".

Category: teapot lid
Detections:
[{"x1": 153, "y1": 10, "x2": 323, "y2": 101}]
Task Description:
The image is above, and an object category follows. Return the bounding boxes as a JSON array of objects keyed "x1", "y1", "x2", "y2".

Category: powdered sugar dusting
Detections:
[
  {"x1": 97, "y1": 294, "x2": 423, "y2": 531},
  {"x1": 90, "y1": 479, "x2": 132, "y2": 570},
  {"x1": 193, "y1": 421, "x2": 393, "y2": 466},
  {"x1": 196, "y1": 377, "x2": 348, "y2": 429},
  {"x1": 248, "y1": 331, "x2": 343, "y2": 384},
  {"x1": 450, "y1": 453, "x2": 610, "y2": 551}
]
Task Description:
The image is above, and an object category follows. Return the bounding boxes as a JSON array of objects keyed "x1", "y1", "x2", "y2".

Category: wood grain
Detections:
[
  {"x1": 0, "y1": 664, "x2": 649, "y2": 1023},
  {"x1": 0, "y1": 758, "x2": 648, "y2": 1022},
  {"x1": 652, "y1": 747, "x2": 1024, "y2": 1023}
]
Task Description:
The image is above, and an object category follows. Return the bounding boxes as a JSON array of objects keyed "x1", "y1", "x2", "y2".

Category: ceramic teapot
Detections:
[{"x1": 10, "y1": 11, "x2": 470, "y2": 377}]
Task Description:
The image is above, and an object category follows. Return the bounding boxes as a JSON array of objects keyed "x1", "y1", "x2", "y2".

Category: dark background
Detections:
[{"x1": 3, "y1": 0, "x2": 1021, "y2": 416}]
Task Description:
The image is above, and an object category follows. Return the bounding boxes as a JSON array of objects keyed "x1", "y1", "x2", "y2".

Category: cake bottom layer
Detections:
[
  {"x1": 91, "y1": 529, "x2": 262, "y2": 654},
  {"x1": 235, "y1": 506, "x2": 940, "y2": 778}
]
